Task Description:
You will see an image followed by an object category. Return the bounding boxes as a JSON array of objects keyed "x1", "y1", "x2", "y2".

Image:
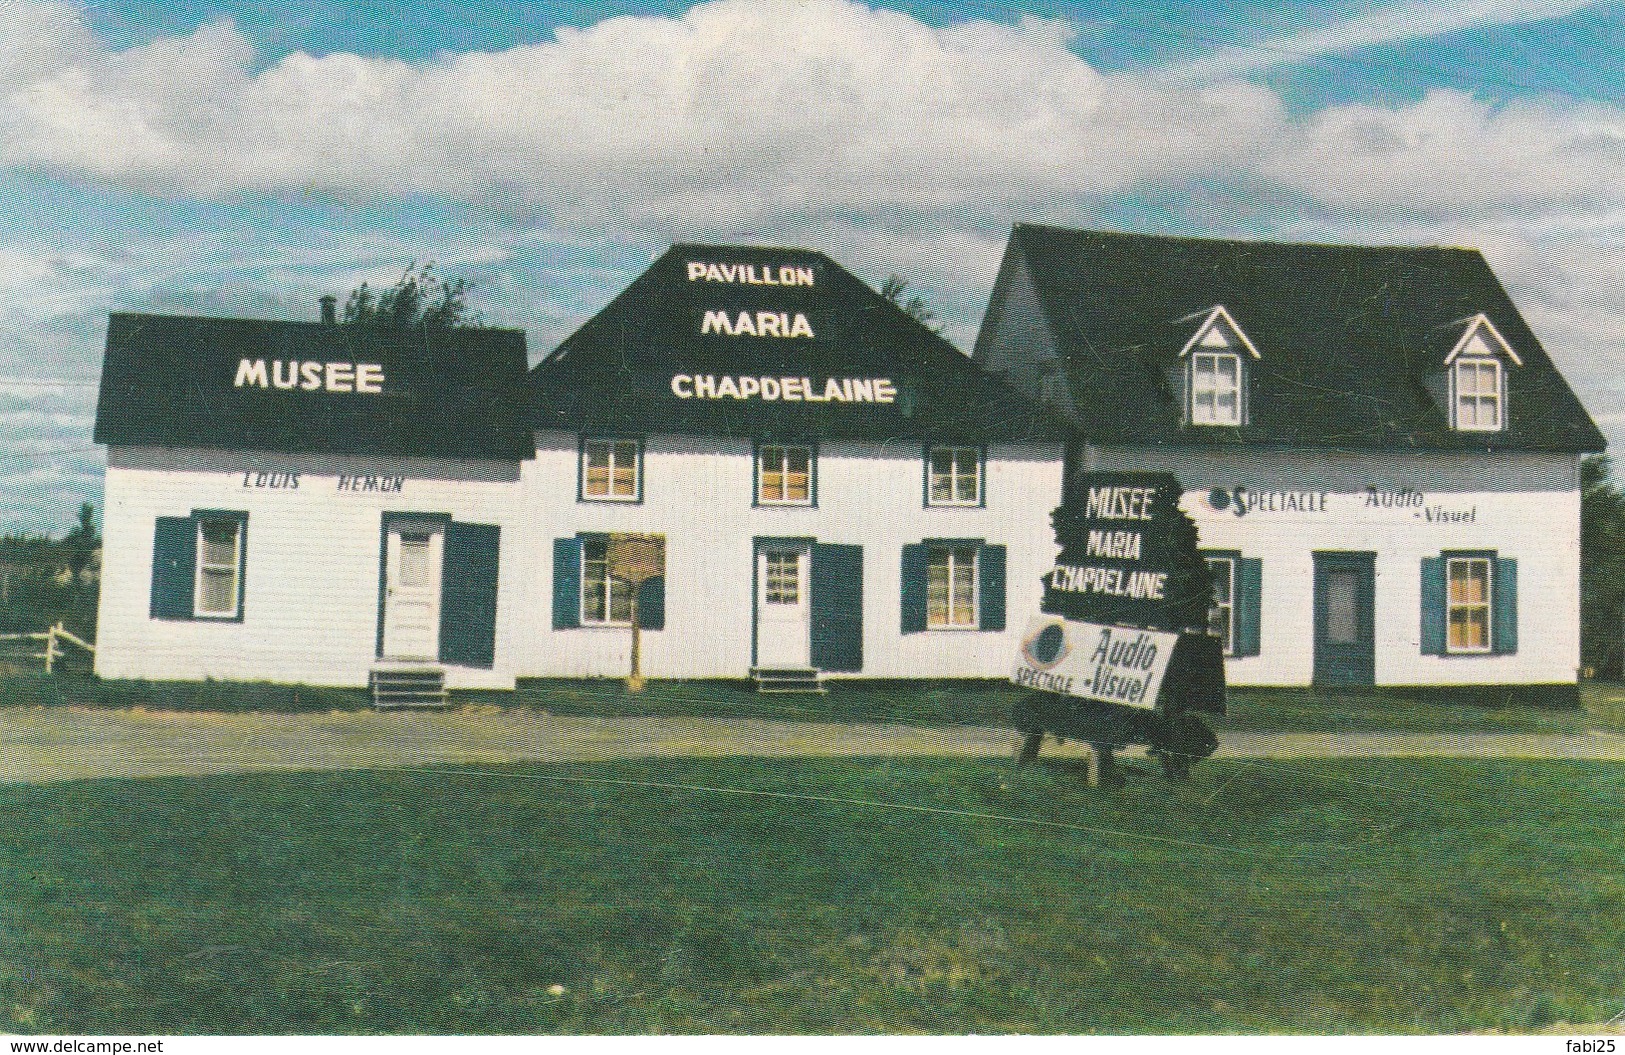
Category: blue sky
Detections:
[{"x1": 0, "y1": 0, "x2": 1621, "y2": 532}]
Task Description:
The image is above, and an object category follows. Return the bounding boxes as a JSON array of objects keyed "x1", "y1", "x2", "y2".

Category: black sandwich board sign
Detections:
[{"x1": 1011, "y1": 470, "x2": 1225, "y2": 781}]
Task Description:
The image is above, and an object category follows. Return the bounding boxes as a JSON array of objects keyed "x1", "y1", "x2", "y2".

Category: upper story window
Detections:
[
  {"x1": 581, "y1": 438, "x2": 641, "y2": 502},
  {"x1": 927, "y1": 446, "x2": 983, "y2": 506},
  {"x1": 758, "y1": 444, "x2": 814, "y2": 506},
  {"x1": 1178, "y1": 305, "x2": 1258, "y2": 428},
  {"x1": 1444, "y1": 314, "x2": 1520, "y2": 433},
  {"x1": 194, "y1": 516, "x2": 244, "y2": 619},
  {"x1": 1453, "y1": 358, "x2": 1503, "y2": 431},
  {"x1": 1190, "y1": 352, "x2": 1242, "y2": 426}
]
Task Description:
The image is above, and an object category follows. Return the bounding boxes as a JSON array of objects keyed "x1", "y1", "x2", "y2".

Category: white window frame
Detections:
[
  {"x1": 763, "y1": 551, "x2": 801, "y2": 606},
  {"x1": 1445, "y1": 556, "x2": 1493, "y2": 655},
  {"x1": 1206, "y1": 555, "x2": 1236, "y2": 656},
  {"x1": 193, "y1": 516, "x2": 243, "y2": 620},
  {"x1": 1189, "y1": 351, "x2": 1244, "y2": 426},
  {"x1": 1451, "y1": 357, "x2": 1503, "y2": 432},
  {"x1": 927, "y1": 446, "x2": 984, "y2": 507},
  {"x1": 757, "y1": 444, "x2": 814, "y2": 506},
  {"x1": 926, "y1": 544, "x2": 979, "y2": 630},
  {"x1": 580, "y1": 537, "x2": 633, "y2": 627},
  {"x1": 581, "y1": 438, "x2": 641, "y2": 502}
]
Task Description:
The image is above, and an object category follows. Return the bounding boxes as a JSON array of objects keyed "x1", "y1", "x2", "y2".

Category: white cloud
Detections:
[
  {"x1": 1168, "y1": 0, "x2": 1601, "y2": 80},
  {"x1": 0, "y1": 0, "x2": 1621, "y2": 534}
]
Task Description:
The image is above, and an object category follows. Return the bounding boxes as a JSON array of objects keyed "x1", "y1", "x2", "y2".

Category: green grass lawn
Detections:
[
  {"x1": 2, "y1": 756, "x2": 1621, "y2": 1034},
  {"x1": 508, "y1": 677, "x2": 1621, "y2": 735},
  {"x1": 8, "y1": 673, "x2": 1623, "y2": 736},
  {"x1": 0, "y1": 674, "x2": 370, "y2": 712}
]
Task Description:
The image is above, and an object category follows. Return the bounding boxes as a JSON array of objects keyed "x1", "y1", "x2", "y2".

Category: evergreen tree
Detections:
[
  {"x1": 1581, "y1": 454, "x2": 1625, "y2": 678},
  {"x1": 341, "y1": 263, "x2": 484, "y2": 329}
]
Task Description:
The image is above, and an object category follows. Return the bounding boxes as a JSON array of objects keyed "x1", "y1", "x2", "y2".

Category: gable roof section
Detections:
[
  {"x1": 95, "y1": 313, "x2": 532, "y2": 460},
  {"x1": 529, "y1": 244, "x2": 1070, "y2": 444},
  {"x1": 974, "y1": 224, "x2": 1604, "y2": 453},
  {"x1": 1444, "y1": 313, "x2": 1523, "y2": 367},
  {"x1": 1176, "y1": 306, "x2": 1261, "y2": 359}
]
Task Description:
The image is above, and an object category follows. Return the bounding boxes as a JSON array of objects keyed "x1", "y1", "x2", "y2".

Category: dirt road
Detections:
[{"x1": 3, "y1": 705, "x2": 1623, "y2": 785}]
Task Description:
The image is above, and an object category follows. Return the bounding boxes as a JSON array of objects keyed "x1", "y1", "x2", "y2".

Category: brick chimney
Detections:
[{"x1": 319, "y1": 295, "x2": 337, "y2": 325}]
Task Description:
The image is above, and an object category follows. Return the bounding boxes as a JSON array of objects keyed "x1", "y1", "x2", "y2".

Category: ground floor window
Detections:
[
  {"x1": 194, "y1": 516, "x2": 244, "y2": 618},
  {"x1": 1206, "y1": 555, "x2": 1235, "y2": 654},
  {"x1": 1446, "y1": 556, "x2": 1492, "y2": 654},
  {"x1": 581, "y1": 537, "x2": 633, "y2": 626},
  {"x1": 554, "y1": 534, "x2": 666, "y2": 632},
  {"x1": 1420, "y1": 551, "x2": 1516, "y2": 657},
  {"x1": 764, "y1": 551, "x2": 800, "y2": 605},
  {"x1": 927, "y1": 544, "x2": 978, "y2": 628},
  {"x1": 1200, "y1": 550, "x2": 1261, "y2": 658},
  {"x1": 152, "y1": 510, "x2": 248, "y2": 622}
]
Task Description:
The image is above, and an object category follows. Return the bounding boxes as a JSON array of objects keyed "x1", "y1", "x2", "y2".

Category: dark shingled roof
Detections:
[
  {"x1": 973, "y1": 224, "x2": 1605, "y2": 453},
  {"x1": 95, "y1": 313, "x2": 531, "y2": 460},
  {"x1": 529, "y1": 244, "x2": 1070, "y2": 444}
]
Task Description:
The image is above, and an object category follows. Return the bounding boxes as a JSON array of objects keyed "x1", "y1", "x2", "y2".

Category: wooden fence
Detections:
[{"x1": 0, "y1": 623, "x2": 95, "y2": 674}]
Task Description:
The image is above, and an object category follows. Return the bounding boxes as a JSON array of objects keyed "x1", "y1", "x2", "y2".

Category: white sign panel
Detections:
[{"x1": 1011, "y1": 616, "x2": 1178, "y2": 710}]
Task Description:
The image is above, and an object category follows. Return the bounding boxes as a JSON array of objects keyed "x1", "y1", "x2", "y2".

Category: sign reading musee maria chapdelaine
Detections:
[
  {"x1": 1042, "y1": 471, "x2": 1211, "y2": 632},
  {"x1": 1013, "y1": 616, "x2": 1178, "y2": 709}
]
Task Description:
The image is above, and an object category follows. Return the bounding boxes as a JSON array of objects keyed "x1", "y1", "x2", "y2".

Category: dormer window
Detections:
[
  {"x1": 1191, "y1": 351, "x2": 1242, "y2": 425},
  {"x1": 1178, "y1": 305, "x2": 1259, "y2": 428},
  {"x1": 1444, "y1": 314, "x2": 1520, "y2": 433},
  {"x1": 1453, "y1": 357, "x2": 1502, "y2": 431}
]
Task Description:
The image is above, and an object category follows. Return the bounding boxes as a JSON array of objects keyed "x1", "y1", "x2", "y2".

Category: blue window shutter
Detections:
[
  {"x1": 637, "y1": 576, "x2": 665, "y2": 630},
  {"x1": 978, "y1": 544, "x2": 1006, "y2": 631},
  {"x1": 439, "y1": 521, "x2": 501, "y2": 669},
  {"x1": 1235, "y1": 557, "x2": 1263, "y2": 657},
  {"x1": 553, "y1": 537, "x2": 583, "y2": 630},
  {"x1": 811, "y1": 543, "x2": 863, "y2": 671},
  {"x1": 150, "y1": 515, "x2": 196, "y2": 620},
  {"x1": 900, "y1": 543, "x2": 928, "y2": 633},
  {"x1": 1493, "y1": 557, "x2": 1518, "y2": 655},
  {"x1": 1420, "y1": 557, "x2": 1446, "y2": 655}
]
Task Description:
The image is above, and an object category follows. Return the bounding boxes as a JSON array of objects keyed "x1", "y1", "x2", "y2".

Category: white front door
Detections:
[
  {"x1": 382, "y1": 521, "x2": 444, "y2": 660},
  {"x1": 756, "y1": 544, "x2": 811, "y2": 669}
]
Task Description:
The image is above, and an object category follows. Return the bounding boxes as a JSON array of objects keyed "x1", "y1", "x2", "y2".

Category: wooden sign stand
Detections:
[{"x1": 607, "y1": 533, "x2": 665, "y2": 693}]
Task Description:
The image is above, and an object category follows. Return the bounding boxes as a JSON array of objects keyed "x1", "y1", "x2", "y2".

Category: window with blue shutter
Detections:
[
  {"x1": 150, "y1": 516, "x2": 197, "y2": 620},
  {"x1": 811, "y1": 543, "x2": 863, "y2": 671},
  {"x1": 1235, "y1": 557, "x2": 1263, "y2": 658},
  {"x1": 1492, "y1": 557, "x2": 1517, "y2": 655},
  {"x1": 1421, "y1": 552, "x2": 1515, "y2": 656},
  {"x1": 904, "y1": 540, "x2": 1004, "y2": 633},
  {"x1": 899, "y1": 543, "x2": 929, "y2": 633},
  {"x1": 553, "y1": 537, "x2": 583, "y2": 630},
  {"x1": 439, "y1": 521, "x2": 501, "y2": 669},
  {"x1": 636, "y1": 576, "x2": 665, "y2": 631},
  {"x1": 1420, "y1": 556, "x2": 1447, "y2": 655},
  {"x1": 151, "y1": 511, "x2": 247, "y2": 622},
  {"x1": 977, "y1": 544, "x2": 1006, "y2": 631}
]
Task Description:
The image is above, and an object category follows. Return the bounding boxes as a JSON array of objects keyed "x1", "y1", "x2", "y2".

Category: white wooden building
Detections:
[
  {"x1": 93, "y1": 314, "x2": 534, "y2": 692},
  {"x1": 92, "y1": 247, "x2": 1070, "y2": 693},
  {"x1": 974, "y1": 225, "x2": 1605, "y2": 704},
  {"x1": 518, "y1": 245, "x2": 1068, "y2": 687}
]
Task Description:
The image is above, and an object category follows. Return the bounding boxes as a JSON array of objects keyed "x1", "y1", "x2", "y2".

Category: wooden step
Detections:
[
  {"x1": 750, "y1": 667, "x2": 827, "y2": 694},
  {"x1": 371, "y1": 666, "x2": 448, "y2": 709}
]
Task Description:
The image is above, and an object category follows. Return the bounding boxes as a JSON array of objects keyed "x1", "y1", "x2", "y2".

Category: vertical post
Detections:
[
  {"x1": 627, "y1": 590, "x2": 644, "y2": 694},
  {"x1": 45, "y1": 623, "x2": 56, "y2": 675}
]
